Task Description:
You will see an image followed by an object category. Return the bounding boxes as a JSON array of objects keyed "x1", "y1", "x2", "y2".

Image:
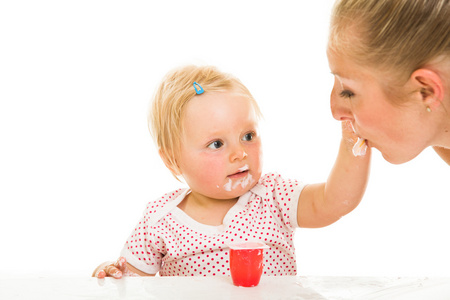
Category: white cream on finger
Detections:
[{"x1": 352, "y1": 137, "x2": 368, "y2": 157}]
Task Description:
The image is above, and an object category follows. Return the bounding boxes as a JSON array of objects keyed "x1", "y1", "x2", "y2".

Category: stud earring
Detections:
[{"x1": 426, "y1": 106, "x2": 432, "y2": 113}]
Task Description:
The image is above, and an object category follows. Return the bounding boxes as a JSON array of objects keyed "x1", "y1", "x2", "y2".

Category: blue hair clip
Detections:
[{"x1": 193, "y1": 82, "x2": 204, "y2": 95}]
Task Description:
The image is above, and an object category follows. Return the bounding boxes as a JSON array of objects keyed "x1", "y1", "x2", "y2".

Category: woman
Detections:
[{"x1": 327, "y1": 0, "x2": 450, "y2": 165}]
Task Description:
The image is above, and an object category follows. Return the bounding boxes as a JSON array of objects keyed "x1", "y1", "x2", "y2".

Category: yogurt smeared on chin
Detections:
[
  {"x1": 224, "y1": 179, "x2": 232, "y2": 191},
  {"x1": 223, "y1": 171, "x2": 254, "y2": 191}
]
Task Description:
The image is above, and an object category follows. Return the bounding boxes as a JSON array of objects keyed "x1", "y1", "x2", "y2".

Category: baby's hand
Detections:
[
  {"x1": 93, "y1": 257, "x2": 134, "y2": 279},
  {"x1": 341, "y1": 121, "x2": 367, "y2": 157},
  {"x1": 341, "y1": 120, "x2": 358, "y2": 144}
]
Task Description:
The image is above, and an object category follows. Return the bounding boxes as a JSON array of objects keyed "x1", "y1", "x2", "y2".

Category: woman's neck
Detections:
[
  {"x1": 436, "y1": 99, "x2": 450, "y2": 148},
  {"x1": 432, "y1": 104, "x2": 450, "y2": 164}
]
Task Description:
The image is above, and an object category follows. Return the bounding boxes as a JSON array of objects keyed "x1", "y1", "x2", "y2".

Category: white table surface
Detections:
[{"x1": 1, "y1": 275, "x2": 450, "y2": 300}]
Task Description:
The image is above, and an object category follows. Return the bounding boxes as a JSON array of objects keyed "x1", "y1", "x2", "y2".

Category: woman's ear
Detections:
[
  {"x1": 158, "y1": 149, "x2": 181, "y2": 176},
  {"x1": 410, "y1": 68, "x2": 444, "y2": 111}
]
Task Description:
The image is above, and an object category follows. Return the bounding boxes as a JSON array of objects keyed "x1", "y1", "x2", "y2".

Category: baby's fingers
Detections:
[
  {"x1": 341, "y1": 121, "x2": 369, "y2": 157},
  {"x1": 93, "y1": 262, "x2": 111, "y2": 278},
  {"x1": 104, "y1": 264, "x2": 123, "y2": 279},
  {"x1": 341, "y1": 121, "x2": 357, "y2": 141},
  {"x1": 93, "y1": 260, "x2": 123, "y2": 279},
  {"x1": 114, "y1": 257, "x2": 127, "y2": 270},
  {"x1": 95, "y1": 269, "x2": 106, "y2": 278}
]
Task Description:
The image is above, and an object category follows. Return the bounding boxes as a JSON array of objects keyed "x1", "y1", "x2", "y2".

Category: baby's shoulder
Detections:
[
  {"x1": 258, "y1": 172, "x2": 284, "y2": 185},
  {"x1": 257, "y1": 172, "x2": 298, "y2": 188},
  {"x1": 254, "y1": 172, "x2": 303, "y2": 198},
  {"x1": 142, "y1": 188, "x2": 187, "y2": 218}
]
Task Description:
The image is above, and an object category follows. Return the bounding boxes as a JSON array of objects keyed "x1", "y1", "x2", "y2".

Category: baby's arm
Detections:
[
  {"x1": 297, "y1": 121, "x2": 371, "y2": 228},
  {"x1": 93, "y1": 257, "x2": 155, "y2": 278}
]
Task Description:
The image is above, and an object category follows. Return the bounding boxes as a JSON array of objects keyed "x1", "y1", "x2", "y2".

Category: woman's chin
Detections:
[{"x1": 381, "y1": 150, "x2": 420, "y2": 165}]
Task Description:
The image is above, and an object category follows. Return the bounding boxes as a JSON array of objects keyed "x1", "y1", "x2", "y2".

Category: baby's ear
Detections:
[
  {"x1": 158, "y1": 149, "x2": 181, "y2": 176},
  {"x1": 410, "y1": 68, "x2": 444, "y2": 111}
]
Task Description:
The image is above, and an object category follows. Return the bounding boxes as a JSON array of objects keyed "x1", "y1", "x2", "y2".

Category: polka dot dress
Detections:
[{"x1": 120, "y1": 173, "x2": 305, "y2": 276}]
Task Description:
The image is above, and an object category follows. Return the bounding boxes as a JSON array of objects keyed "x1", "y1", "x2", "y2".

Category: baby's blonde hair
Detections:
[
  {"x1": 149, "y1": 65, "x2": 261, "y2": 179},
  {"x1": 329, "y1": 0, "x2": 450, "y2": 88}
]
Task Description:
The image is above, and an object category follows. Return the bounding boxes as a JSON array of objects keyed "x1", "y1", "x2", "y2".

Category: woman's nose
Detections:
[{"x1": 330, "y1": 88, "x2": 353, "y2": 122}]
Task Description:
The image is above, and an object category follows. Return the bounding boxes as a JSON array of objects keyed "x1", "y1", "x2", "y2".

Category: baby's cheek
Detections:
[
  {"x1": 249, "y1": 144, "x2": 263, "y2": 173},
  {"x1": 196, "y1": 160, "x2": 225, "y2": 185}
]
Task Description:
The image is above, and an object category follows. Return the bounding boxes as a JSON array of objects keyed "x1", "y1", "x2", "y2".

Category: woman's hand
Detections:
[{"x1": 93, "y1": 257, "x2": 135, "y2": 278}]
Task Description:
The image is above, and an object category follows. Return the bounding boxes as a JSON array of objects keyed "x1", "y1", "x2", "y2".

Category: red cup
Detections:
[{"x1": 228, "y1": 242, "x2": 269, "y2": 287}]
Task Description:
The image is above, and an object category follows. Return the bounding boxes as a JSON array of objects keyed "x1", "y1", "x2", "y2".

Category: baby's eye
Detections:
[
  {"x1": 207, "y1": 140, "x2": 224, "y2": 149},
  {"x1": 242, "y1": 132, "x2": 255, "y2": 142},
  {"x1": 340, "y1": 89, "x2": 355, "y2": 99}
]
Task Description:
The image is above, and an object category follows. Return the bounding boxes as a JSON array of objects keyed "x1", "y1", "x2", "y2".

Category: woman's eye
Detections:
[
  {"x1": 242, "y1": 132, "x2": 255, "y2": 142},
  {"x1": 340, "y1": 89, "x2": 355, "y2": 98},
  {"x1": 207, "y1": 140, "x2": 223, "y2": 149}
]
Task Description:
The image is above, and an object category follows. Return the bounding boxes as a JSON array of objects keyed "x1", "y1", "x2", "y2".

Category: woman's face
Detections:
[{"x1": 327, "y1": 48, "x2": 433, "y2": 164}]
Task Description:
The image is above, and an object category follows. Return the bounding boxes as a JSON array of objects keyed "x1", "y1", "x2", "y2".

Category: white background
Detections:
[{"x1": 1, "y1": 0, "x2": 449, "y2": 277}]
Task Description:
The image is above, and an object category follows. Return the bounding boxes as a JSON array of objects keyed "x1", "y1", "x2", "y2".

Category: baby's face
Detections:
[{"x1": 178, "y1": 90, "x2": 263, "y2": 200}]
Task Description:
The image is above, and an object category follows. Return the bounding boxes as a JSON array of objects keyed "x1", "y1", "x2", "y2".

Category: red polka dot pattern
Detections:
[{"x1": 120, "y1": 173, "x2": 303, "y2": 276}]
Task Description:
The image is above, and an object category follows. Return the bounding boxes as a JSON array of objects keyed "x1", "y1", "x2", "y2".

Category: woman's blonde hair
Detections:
[
  {"x1": 329, "y1": 0, "x2": 450, "y2": 87},
  {"x1": 149, "y1": 65, "x2": 261, "y2": 179}
]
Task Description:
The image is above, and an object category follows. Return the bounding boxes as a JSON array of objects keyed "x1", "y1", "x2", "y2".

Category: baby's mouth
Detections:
[
  {"x1": 228, "y1": 165, "x2": 249, "y2": 178},
  {"x1": 223, "y1": 164, "x2": 254, "y2": 192}
]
